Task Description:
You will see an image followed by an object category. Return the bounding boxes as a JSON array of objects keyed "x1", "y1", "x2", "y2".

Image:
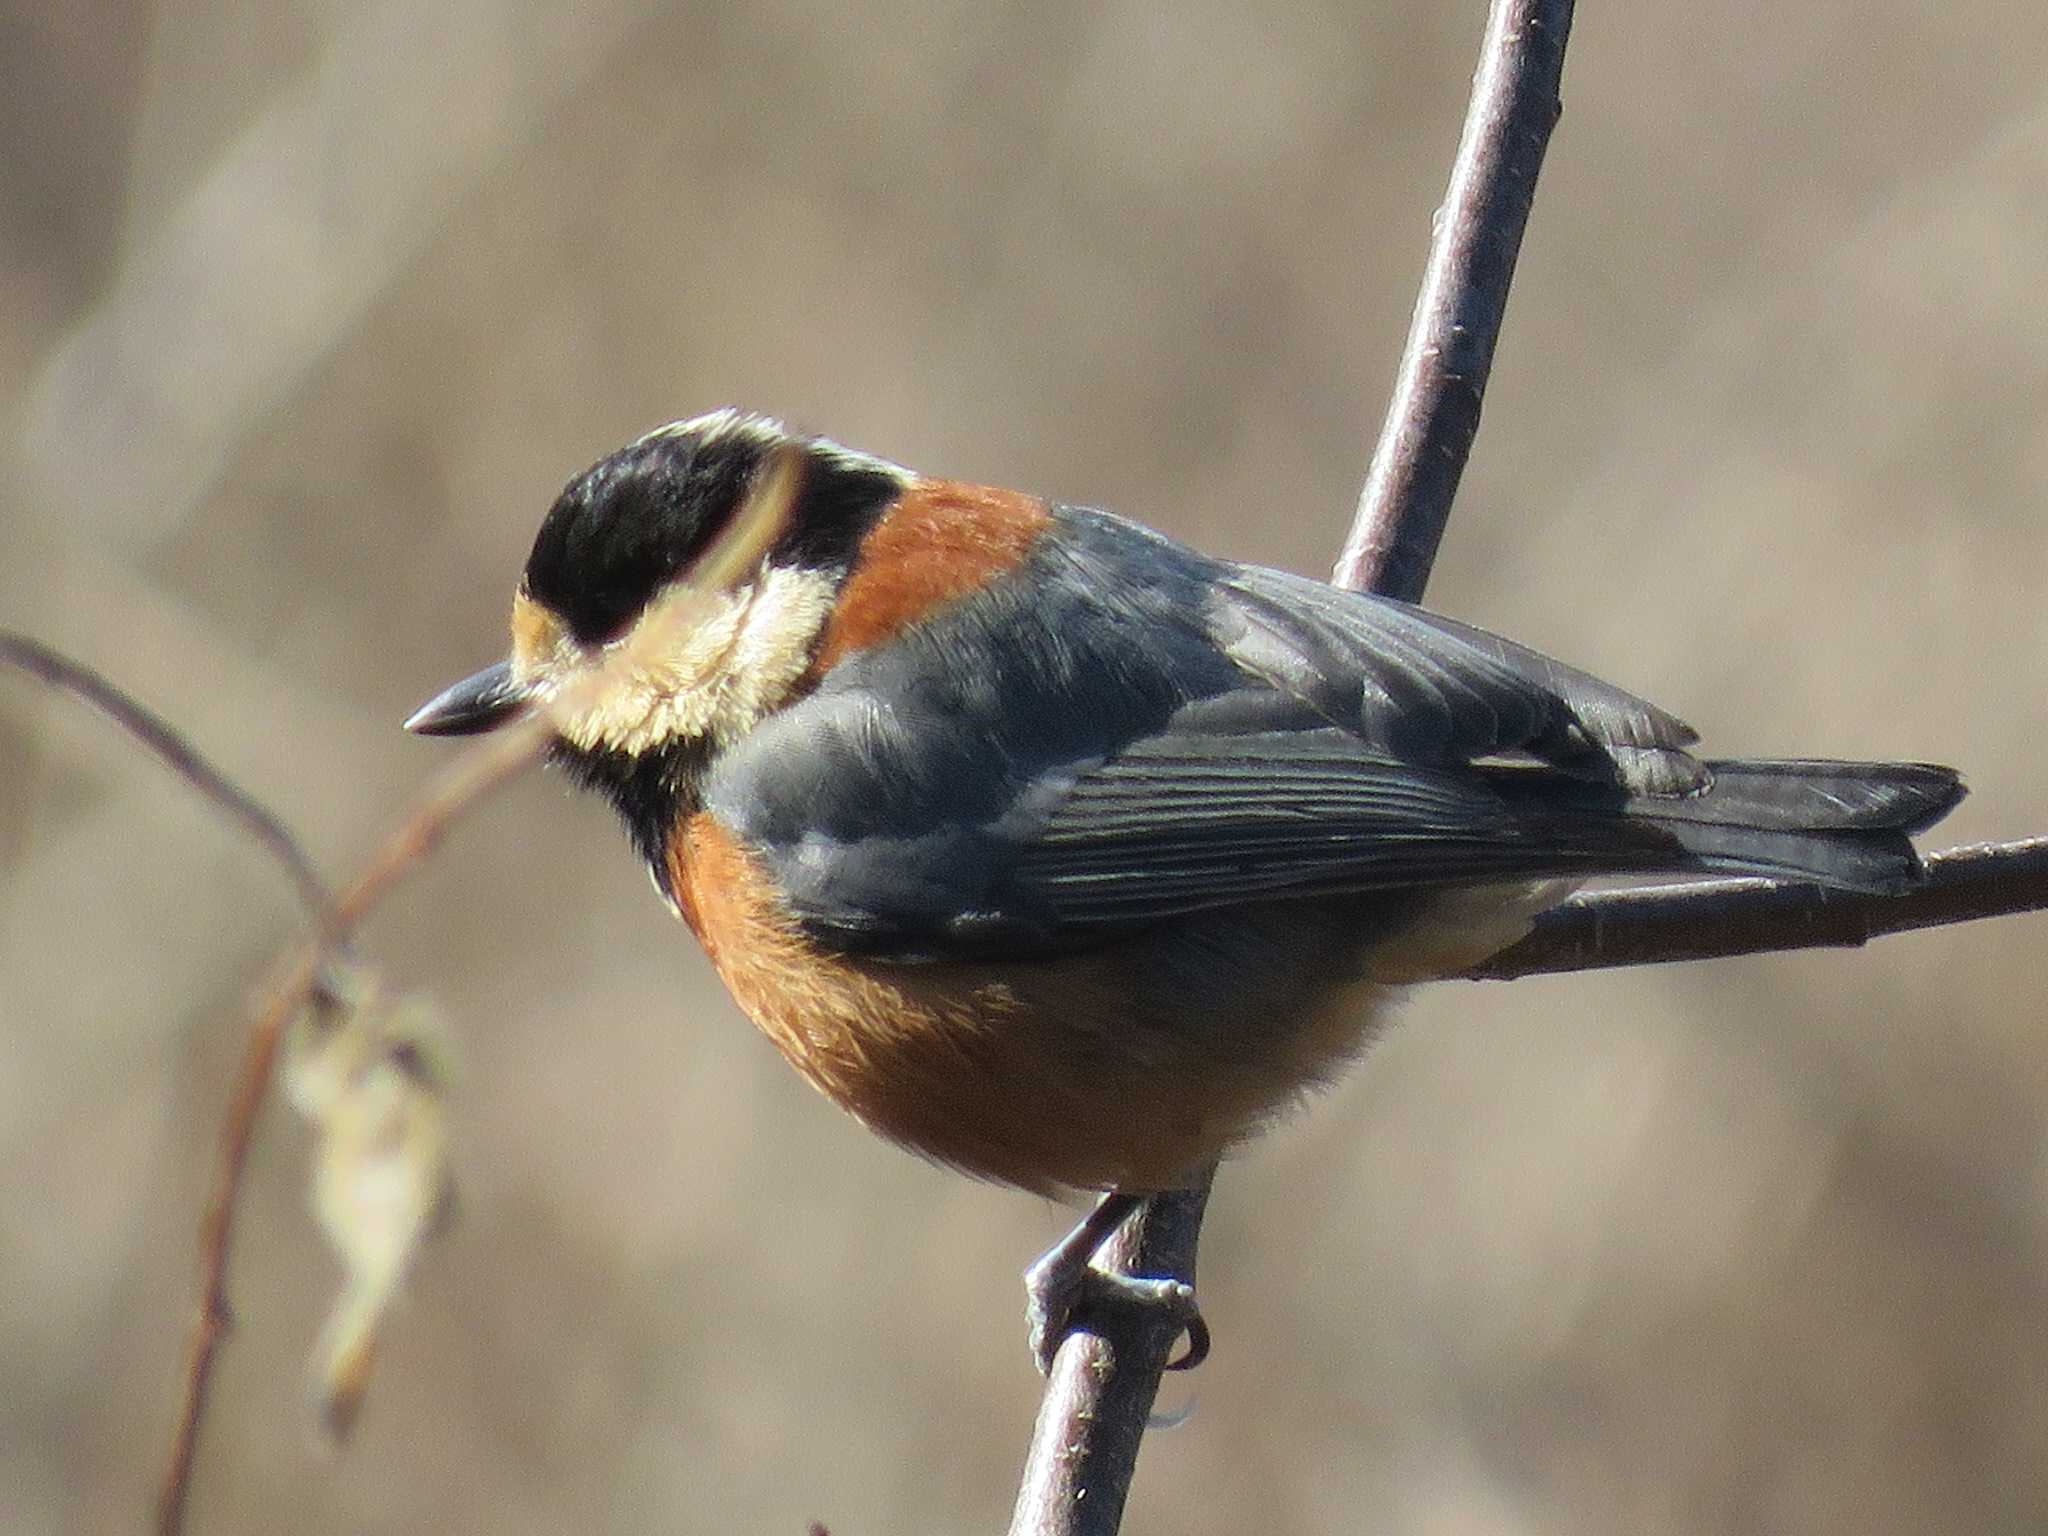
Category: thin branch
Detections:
[
  {"x1": 159, "y1": 712, "x2": 553, "y2": 1536},
  {"x1": 0, "y1": 629, "x2": 555, "y2": 1532},
  {"x1": 1010, "y1": 5, "x2": 1576, "y2": 1532},
  {"x1": 1469, "y1": 837, "x2": 2048, "y2": 980},
  {"x1": 0, "y1": 635, "x2": 346, "y2": 1536},
  {"x1": 158, "y1": 449, "x2": 805, "y2": 1535},
  {"x1": 158, "y1": 947, "x2": 314, "y2": 1536},
  {"x1": 48, "y1": 7, "x2": 2004, "y2": 1522},
  {"x1": 0, "y1": 630, "x2": 330, "y2": 915},
  {"x1": 1009, "y1": 1184, "x2": 1211, "y2": 1536},
  {"x1": 1333, "y1": 0, "x2": 1575, "y2": 601}
]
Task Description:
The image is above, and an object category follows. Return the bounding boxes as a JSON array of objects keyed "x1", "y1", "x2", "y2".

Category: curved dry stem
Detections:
[
  {"x1": 0, "y1": 631, "x2": 351, "y2": 1532},
  {"x1": 0, "y1": 630, "x2": 331, "y2": 915},
  {"x1": 157, "y1": 447, "x2": 804, "y2": 1536},
  {"x1": 160, "y1": 710, "x2": 557, "y2": 1536}
]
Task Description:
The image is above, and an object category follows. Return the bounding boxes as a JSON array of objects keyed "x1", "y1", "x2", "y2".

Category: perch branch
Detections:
[
  {"x1": 1008, "y1": 1184, "x2": 1212, "y2": 1536},
  {"x1": 1469, "y1": 836, "x2": 2048, "y2": 979},
  {"x1": 1333, "y1": 0, "x2": 1574, "y2": 602},
  {"x1": 1010, "y1": 4, "x2": 1577, "y2": 1532}
]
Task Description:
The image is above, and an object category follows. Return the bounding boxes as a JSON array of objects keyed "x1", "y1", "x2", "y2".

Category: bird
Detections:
[{"x1": 407, "y1": 408, "x2": 1964, "y2": 1369}]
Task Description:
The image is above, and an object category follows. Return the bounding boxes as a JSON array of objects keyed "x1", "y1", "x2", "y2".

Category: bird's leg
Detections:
[{"x1": 1023, "y1": 1190, "x2": 1209, "y2": 1375}]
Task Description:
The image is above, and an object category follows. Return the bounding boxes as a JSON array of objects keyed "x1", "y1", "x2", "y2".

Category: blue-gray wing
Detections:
[
  {"x1": 1209, "y1": 562, "x2": 1702, "y2": 793},
  {"x1": 701, "y1": 507, "x2": 1922, "y2": 959}
]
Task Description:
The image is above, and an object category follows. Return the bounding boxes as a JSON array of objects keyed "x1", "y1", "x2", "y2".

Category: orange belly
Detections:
[{"x1": 666, "y1": 814, "x2": 1420, "y2": 1193}]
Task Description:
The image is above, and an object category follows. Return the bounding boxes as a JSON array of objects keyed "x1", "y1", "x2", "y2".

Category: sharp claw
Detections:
[{"x1": 1165, "y1": 1309, "x2": 1210, "y2": 1371}]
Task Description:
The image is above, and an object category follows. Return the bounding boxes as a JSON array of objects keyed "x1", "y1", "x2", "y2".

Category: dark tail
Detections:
[{"x1": 1625, "y1": 758, "x2": 1964, "y2": 893}]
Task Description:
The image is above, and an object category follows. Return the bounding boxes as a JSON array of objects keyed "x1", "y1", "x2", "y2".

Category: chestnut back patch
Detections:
[{"x1": 810, "y1": 480, "x2": 1051, "y2": 674}]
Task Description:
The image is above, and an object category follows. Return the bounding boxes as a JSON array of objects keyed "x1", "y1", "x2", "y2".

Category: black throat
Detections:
[{"x1": 549, "y1": 737, "x2": 713, "y2": 894}]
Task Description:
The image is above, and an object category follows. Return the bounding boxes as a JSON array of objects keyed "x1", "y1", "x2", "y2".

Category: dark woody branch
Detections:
[
  {"x1": 1333, "y1": 0, "x2": 1573, "y2": 603},
  {"x1": 1470, "y1": 837, "x2": 2048, "y2": 980},
  {"x1": 1011, "y1": 3, "x2": 1579, "y2": 1533},
  {"x1": 12, "y1": 619, "x2": 2034, "y2": 1536}
]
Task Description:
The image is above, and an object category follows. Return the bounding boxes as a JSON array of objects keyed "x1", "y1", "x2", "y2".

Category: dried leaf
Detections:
[{"x1": 285, "y1": 962, "x2": 456, "y2": 1439}]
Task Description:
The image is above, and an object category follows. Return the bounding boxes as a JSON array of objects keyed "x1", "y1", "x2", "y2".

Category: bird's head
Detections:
[{"x1": 405, "y1": 409, "x2": 910, "y2": 759}]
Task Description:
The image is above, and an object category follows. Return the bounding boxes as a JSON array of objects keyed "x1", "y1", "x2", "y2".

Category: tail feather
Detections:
[
  {"x1": 1647, "y1": 759, "x2": 1964, "y2": 835},
  {"x1": 1629, "y1": 758, "x2": 1964, "y2": 894}
]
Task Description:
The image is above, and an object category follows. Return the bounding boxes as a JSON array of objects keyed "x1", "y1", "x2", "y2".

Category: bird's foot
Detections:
[{"x1": 1023, "y1": 1192, "x2": 1210, "y2": 1375}]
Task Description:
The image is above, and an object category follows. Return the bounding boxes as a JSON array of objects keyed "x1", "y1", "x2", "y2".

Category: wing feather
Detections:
[
  {"x1": 1010, "y1": 730, "x2": 1672, "y2": 928},
  {"x1": 707, "y1": 507, "x2": 1753, "y2": 958},
  {"x1": 1215, "y1": 565, "x2": 1706, "y2": 792}
]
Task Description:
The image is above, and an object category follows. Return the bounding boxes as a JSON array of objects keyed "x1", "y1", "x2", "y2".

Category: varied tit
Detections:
[{"x1": 409, "y1": 408, "x2": 1963, "y2": 1367}]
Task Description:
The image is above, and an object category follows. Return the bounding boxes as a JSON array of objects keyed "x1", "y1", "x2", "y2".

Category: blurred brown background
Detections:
[{"x1": 4, "y1": 3, "x2": 2046, "y2": 1532}]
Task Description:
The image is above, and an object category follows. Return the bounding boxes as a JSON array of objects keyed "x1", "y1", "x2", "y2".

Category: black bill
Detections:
[{"x1": 403, "y1": 660, "x2": 534, "y2": 736}]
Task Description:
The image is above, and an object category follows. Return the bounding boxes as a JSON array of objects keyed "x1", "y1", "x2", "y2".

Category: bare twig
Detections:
[
  {"x1": 1333, "y1": 0, "x2": 1575, "y2": 601},
  {"x1": 1469, "y1": 837, "x2": 2048, "y2": 979},
  {"x1": 0, "y1": 634, "x2": 350, "y2": 1536},
  {"x1": 1011, "y1": 5, "x2": 1577, "y2": 1532},
  {"x1": 159, "y1": 712, "x2": 555, "y2": 1536},
  {"x1": 158, "y1": 948, "x2": 316, "y2": 1536},
  {"x1": 157, "y1": 448, "x2": 804, "y2": 1535},
  {"x1": 1009, "y1": 1185, "x2": 1211, "y2": 1536},
  {"x1": 40, "y1": 10, "x2": 2004, "y2": 1518},
  {"x1": 0, "y1": 630, "x2": 330, "y2": 914},
  {"x1": 0, "y1": 628, "x2": 556, "y2": 1534}
]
